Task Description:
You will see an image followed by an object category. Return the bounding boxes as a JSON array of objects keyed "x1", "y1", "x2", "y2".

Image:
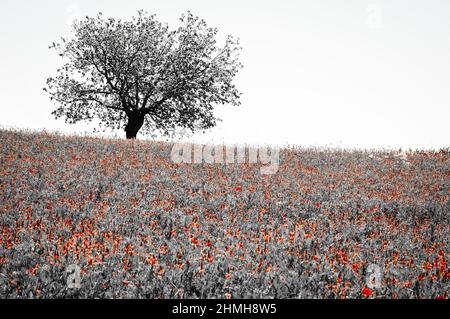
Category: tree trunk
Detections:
[{"x1": 125, "y1": 112, "x2": 145, "y2": 139}]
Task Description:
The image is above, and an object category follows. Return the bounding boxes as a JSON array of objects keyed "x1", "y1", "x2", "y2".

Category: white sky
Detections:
[{"x1": 0, "y1": 0, "x2": 449, "y2": 149}]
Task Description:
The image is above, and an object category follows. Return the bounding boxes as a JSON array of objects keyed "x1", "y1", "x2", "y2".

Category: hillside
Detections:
[{"x1": 0, "y1": 129, "x2": 448, "y2": 298}]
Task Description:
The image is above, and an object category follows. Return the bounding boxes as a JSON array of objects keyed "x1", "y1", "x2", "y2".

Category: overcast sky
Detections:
[{"x1": 0, "y1": 0, "x2": 449, "y2": 149}]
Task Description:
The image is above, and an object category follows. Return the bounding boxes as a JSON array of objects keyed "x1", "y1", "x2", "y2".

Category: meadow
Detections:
[{"x1": 0, "y1": 129, "x2": 448, "y2": 298}]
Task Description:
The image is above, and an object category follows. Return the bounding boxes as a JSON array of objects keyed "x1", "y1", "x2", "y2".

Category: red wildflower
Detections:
[
  {"x1": 351, "y1": 263, "x2": 360, "y2": 273},
  {"x1": 156, "y1": 266, "x2": 165, "y2": 276},
  {"x1": 403, "y1": 281, "x2": 412, "y2": 288},
  {"x1": 122, "y1": 280, "x2": 131, "y2": 286},
  {"x1": 235, "y1": 186, "x2": 242, "y2": 191},
  {"x1": 204, "y1": 239, "x2": 213, "y2": 247},
  {"x1": 26, "y1": 266, "x2": 38, "y2": 276},
  {"x1": 190, "y1": 236, "x2": 199, "y2": 246},
  {"x1": 362, "y1": 287, "x2": 373, "y2": 297},
  {"x1": 315, "y1": 202, "x2": 321, "y2": 208},
  {"x1": 147, "y1": 255, "x2": 157, "y2": 266}
]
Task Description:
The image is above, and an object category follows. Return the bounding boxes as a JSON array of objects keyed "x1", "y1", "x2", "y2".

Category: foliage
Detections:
[
  {"x1": 0, "y1": 129, "x2": 448, "y2": 298},
  {"x1": 44, "y1": 11, "x2": 242, "y2": 138}
]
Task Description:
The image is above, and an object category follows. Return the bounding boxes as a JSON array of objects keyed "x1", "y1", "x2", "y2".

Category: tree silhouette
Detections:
[{"x1": 45, "y1": 11, "x2": 242, "y2": 139}]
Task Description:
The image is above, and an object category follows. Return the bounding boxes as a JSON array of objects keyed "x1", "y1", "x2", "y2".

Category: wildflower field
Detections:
[{"x1": 0, "y1": 129, "x2": 448, "y2": 298}]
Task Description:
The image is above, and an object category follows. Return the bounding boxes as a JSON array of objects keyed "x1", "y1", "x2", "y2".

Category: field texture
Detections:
[{"x1": 0, "y1": 129, "x2": 448, "y2": 298}]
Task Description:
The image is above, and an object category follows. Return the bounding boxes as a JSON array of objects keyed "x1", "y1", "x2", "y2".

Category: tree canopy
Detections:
[{"x1": 45, "y1": 11, "x2": 242, "y2": 138}]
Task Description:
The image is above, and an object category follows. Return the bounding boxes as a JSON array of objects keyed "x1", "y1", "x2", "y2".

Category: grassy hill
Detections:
[{"x1": 0, "y1": 129, "x2": 448, "y2": 298}]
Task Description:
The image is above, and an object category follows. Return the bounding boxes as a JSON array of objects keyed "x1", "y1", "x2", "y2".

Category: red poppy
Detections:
[
  {"x1": 315, "y1": 202, "x2": 321, "y2": 208},
  {"x1": 235, "y1": 186, "x2": 242, "y2": 191},
  {"x1": 351, "y1": 263, "x2": 360, "y2": 273},
  {"x1": 122, "y1": 280, "x2": 131, "y2": 286},
  {"x1": 156, "y1": 266, "x2": 165, "y2": 276},
  {"x1": 204, "y1": 239, "x2": 213, "y2": 247},
  {"x1": 362, "y1": 287, "x2": 373, "y2": 297},
  {"x1": 147, "y1": 255, "x2": 157, "y2": 266}
]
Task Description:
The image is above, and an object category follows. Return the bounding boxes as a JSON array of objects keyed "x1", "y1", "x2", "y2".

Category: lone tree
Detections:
[{"x1": 45, "y1": 11, "x2": 242, "y2": 139}]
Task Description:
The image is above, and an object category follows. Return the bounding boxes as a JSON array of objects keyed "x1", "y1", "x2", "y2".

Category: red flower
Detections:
[
  {"x1": 235, "y1": 186, "x2": 242, "y2": 192},
  {"x1": 190, "y1": 236, "x2": 199, "y2": 246},
  {"x1": 315, "y1": 202, "x2": 321, "y2": 208},
  {"x1": 156, "y1": 266, "x2": 165, "y2": 276},
  {"x1": 204, "y1": 239, "x2": 213, "y2": 247},
  {"x1": 403, "y1": 281, "x2": 412, "y2": 288},
  {"x1": 147, "y1": 255, "x2": 157, "y2": 266},
  {"x1": 362, "y1": 287, "x2": 373, "y2": 297},
  {"x1": 351, "y1": 263, "x2": 360, "y2": 273}
]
